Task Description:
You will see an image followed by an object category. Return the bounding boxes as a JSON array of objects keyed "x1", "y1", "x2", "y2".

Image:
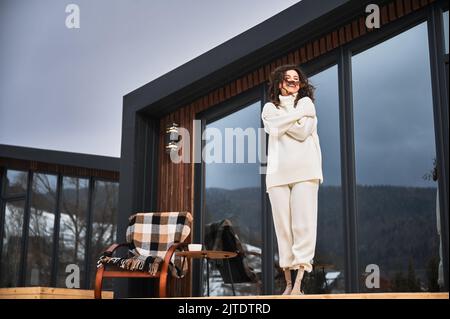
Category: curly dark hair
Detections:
[{"x1": 267, "y1": 64, "x2": 315, "y2": 109}]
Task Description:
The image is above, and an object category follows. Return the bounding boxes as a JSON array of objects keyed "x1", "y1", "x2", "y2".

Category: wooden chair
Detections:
[{"x1": 94, "y1": 212, "x2": 192, "y2": 299}]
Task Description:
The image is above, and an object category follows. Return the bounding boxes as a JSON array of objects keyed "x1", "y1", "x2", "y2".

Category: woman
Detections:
[{"x1": 261, "y1": 64, "x2": 323, "y2": 295}]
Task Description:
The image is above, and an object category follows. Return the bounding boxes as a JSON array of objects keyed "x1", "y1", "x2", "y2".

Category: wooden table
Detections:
[{"x1": 176, "y1": 250, "x2": 237, "y2": 296}]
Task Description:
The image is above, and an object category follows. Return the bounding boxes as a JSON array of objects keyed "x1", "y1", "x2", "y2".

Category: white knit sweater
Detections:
[{"x1": 261, "y1": 92, "x2": 323, "y2": 192}]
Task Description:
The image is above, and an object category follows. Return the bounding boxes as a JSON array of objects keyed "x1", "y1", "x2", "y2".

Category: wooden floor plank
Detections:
[
  {"x1": 1, "y1": 288, "x2": 447, "y2": 299},
  {"x1": 169, "y1": 292, "x2": 449, "y2": 299},
  {"x1": 0, "y1": 287, "x2": 113, "y2": 299}
]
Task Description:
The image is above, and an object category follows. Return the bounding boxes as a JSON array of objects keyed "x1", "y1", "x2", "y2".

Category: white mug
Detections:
[{"x1": 188, "y1": 244, "x2": 202, "y2": 251}]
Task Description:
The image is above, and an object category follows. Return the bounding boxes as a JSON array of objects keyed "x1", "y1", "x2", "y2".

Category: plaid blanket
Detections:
[{"x1": 97, "y1": 211, "x2": 192, "y2": 278}]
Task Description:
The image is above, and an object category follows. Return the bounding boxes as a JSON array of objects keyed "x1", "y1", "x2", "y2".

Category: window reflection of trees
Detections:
[
  {"x1": 352, "y1": 22, "x2": 440, "y2": 292},
  {"x1": 27, "y1": 173, "x2": 56, "y2": 286},
  {"x1": 89, "y1": 180, "x2": 118, "y2": 290},
  {"x1": 0, "y1": 201, "x2": 25, "y2": 287},
  {"x1": 57, "y1": 177, "x2": 89, "y2": 287},
  {"x1": 5, "y1": 170, "x2": 27, "y2": 195}
]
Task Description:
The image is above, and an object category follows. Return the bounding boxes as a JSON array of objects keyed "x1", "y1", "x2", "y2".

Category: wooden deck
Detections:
[
  {"x1": 177, "y1": 292, "x2": 448, "y2": 299},
  {"x1": 0, "y1": 288, "x2": 446, "y2": 299},
  {"x1": 0, "y1": 287, "x2": 113, "y2": 299}
]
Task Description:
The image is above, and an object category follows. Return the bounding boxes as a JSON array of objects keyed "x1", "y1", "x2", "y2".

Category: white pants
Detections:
[{"x1": 268, "y1": 179, "x2": 319, "y2": 273}]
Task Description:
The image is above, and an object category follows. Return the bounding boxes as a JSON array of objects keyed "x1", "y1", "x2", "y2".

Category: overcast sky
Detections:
[{"x1": 0, "y1": 0, "x2": 300, "y2": 157}]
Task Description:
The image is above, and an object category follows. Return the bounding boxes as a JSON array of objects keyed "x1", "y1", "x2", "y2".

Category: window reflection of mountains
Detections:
[{"x1": 205, "y1": 184, "x2": 440, "y2": 291}]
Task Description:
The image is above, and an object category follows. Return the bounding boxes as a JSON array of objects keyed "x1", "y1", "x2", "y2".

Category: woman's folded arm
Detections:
[
  {"x1": 261, "y1": 98, "x2": 316, "y2": 137},
  {"x1": 286, "y1": 116, "x2": 317, "y2": 141}
]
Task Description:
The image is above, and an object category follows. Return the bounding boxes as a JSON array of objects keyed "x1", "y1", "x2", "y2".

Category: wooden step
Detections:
[{"x1": 0, "y1": 287, "x2": 114, "y2": 299}]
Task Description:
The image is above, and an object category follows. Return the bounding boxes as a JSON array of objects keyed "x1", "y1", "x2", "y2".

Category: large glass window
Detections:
[
  {"x1": 0, "y1": 169, "x2": 27, "y2": 288},
  {"x1": 57, "y1": 177, "x2": 89, "y2": 288},
  {"x1": 0, "y1": 167, "x2": 119, "y2": 289},
  {"x1": 352, "y1": 22, "x2": 441, "y2": 292},
  {"x1": 203, "y1": 101, "x2": 263, "y2": 296},
  {"x1": 89, "y1": 180, "x2": 118, "y2": 290},
  {"x1": 26, "y1": 173, "x2": 57, "y2": 286},
  {"x1": 270, "y1": 66, "x2": 345, "y2": 294},
  {"x1": 302, "y1": 65, "x2": 345, "y2": 294},
  {"x1": 0, "y1": 200, "x2": 25, "y2": 287}
]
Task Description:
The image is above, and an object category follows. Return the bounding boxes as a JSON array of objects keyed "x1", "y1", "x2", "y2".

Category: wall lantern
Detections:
[{"x1": 165, "y1": 122, "x2": 180, "y2": 153}]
